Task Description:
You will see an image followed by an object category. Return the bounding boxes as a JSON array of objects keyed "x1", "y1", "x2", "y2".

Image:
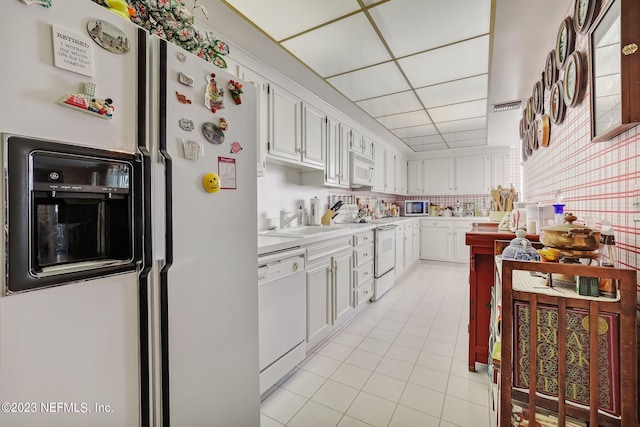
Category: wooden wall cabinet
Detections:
[{"x1": 589, "y1": 0, "x2": 640, "y2": 142}]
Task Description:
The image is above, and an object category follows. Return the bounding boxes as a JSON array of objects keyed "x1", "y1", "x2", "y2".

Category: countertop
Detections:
[{"x1": 259, "y1": 215, "x2": 490, "y2": 255}]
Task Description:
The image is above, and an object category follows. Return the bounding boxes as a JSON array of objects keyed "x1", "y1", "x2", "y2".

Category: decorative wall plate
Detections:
[
  {"x1": 522, "y1": 135, "x2": 529, "y2": 161},
  {"x1": 563, "y1": 51, "x2": 583, "y2": 108},
  {"x1": 574, "y1": 0, "x2": 597, "y2": 34},
  {"x1": 555, "y1": 17, "x2": 575, "y2": 69},
  {"x1": 545, "y1": 50, "x2": 558, "y2": 90},
  {"x1": 87, "y1": 20, "x2": 130, "y2": 53},
  {"x1": 538, "y1": 114, "x2": 551, "y2": 147},
  {"x1": 532, "y1": 80, "x2": 544, "y2": 115},
  {"x1": 526, "y1": 96, "x2": 534, "y2": 124},
  {"x1": 519, "y1": 117, "x2": 526, "y2": 139},
  {"x1": 526, "y1": 126, "x2": 534, "y2": 157},
  {"x1": 549, "y1": 80, "x2": 566, "y2": 124},
  {"x1": 530, "y1": 119, "x2": 540, "y2": 150}
]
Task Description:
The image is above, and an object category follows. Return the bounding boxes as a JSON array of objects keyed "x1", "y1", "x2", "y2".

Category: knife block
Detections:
[{"x1": 321, "y1": 210, "x2": 335, "y2": 226}]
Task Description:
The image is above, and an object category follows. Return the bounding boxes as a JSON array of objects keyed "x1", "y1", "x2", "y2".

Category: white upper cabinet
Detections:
[
  {"x1": 455, "y1": 155, "x2": 490, "y2": 194},
  {"x1": 361, "y1": 135, "x2": 374, "y2": 159},
  {"x1": 407, "y1": 159, "x2": 423, "y2": 195},
  {"x1": 490, "y1": 152, "x2": 510, "y2": 189},
  {"x1": 396, "y1": 155, "x2": 407, "y2": 195},
  {"x1": 268, "y1": 84, "x2": 324, "y2": 169},
  {"x1": 384, "y1": 150, "x2": 396, "y2": 193},
  {"x1": 372, "y1": 142, "x2": 385, "y2": 192},
  {"x1": 302, "y1": 103, "x2": 326, "y2": 167},
  {"x1": 236, "y1": 65, "x2": 268, "y2": 176},
  {"x1": 325, "y1": 118, "x2": 350, "y2": 187},
  {"x1": 268, "y1": 84, "x2": 302, "y2": 161},
  {"x1": 350, "y1": 131, "x2": 374, "y2": 160},
  {"x1": 423, "y1": 157, "x2": 455, "y2": 194}
]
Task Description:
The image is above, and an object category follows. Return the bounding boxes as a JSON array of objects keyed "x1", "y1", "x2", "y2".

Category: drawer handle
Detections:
[
  {"x1": 363, "y1": 272, "x2": 368, "y2": 276},
  {"x1": 363, "y1": 253, "x2": 368, "y2": 257}
]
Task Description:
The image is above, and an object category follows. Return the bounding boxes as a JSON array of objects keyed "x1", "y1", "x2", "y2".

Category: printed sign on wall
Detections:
[{"x1": 52, "y1": 25, "x2": 94, "y2": 77}]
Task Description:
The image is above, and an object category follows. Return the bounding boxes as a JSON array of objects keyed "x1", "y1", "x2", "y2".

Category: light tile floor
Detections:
[{"x1": 260, "y1": 261, "x2": 491, "y2": 427}]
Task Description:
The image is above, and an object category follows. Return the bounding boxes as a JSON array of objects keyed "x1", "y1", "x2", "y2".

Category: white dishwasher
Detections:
[{"x1": 258, "y1": 248, "x2": 306, "y2": 395}]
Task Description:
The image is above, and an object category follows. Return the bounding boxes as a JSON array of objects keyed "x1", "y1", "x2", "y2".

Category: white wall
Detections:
[{"x1": 257, "y1": 163, "x2": 329, "y2": 230}]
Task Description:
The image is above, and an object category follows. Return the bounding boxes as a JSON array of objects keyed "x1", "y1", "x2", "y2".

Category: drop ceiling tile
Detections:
[
  {"x1": 369, "y1": 0, "x2": 491, "y2": 58},
  {"x1": 282, "y1": 14, "x2": 390, "y2": 77},
  {"x1": 405, "y1": 135, "x2": 444, "y2": 145},
  {"x1": 442, "y1": 129, "x2": 487, "y2": 142},
  {"x1": 415, "y1": 75, "x2": 488, "y2": 108},
  {"x1": 428, "y1": 99, "x2": 487, "y2": 123},
  {"x1": 436, "y1": 117, "x2": 487, "y2": 134},
  {"x1": 328, "y1": 62, "x2": 411, "y2": 101},
  {"x1": 356, "y1": 91, "x2": 422, "y2": 118},
  {"x1": 376, "y1": 110, "x2": 432, "y2": 129},
  {"x1": 411, "y1": 143, "x2": 449, "y2": 152},
  {"x1": 224, "y1": 0, "x2": 360, "y2": 41},
  {"x1": 392, "y1": 124, "x2": 439, "y2": 139},
  {"x1": 398, "y1": 36, "x2": 490, "y2": 88},
  {"x1": 447, "y1": 138, "x2": 487, "y2": 148}
]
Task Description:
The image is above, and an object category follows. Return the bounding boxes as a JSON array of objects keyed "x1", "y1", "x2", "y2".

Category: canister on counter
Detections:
[{"x1": 599, "y1": 263, "x2": 617, "y2": 298}]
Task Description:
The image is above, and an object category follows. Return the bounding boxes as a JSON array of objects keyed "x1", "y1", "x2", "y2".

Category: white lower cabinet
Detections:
[
  {"x1": 395, "y1": 224, "x2": 405, "y2": 276},
  {"x1": 304, "y1": 236, "x2": 353, "y2": 349},
  {"x1": 411, "y1": 221, "x2": 420, "y2": 263},
  {"x1": 420, "y1": 219, "x2": 478, "y2": 263},
  {"x1": 352, "y1": 230, "x2": 374, "y2": 308}
]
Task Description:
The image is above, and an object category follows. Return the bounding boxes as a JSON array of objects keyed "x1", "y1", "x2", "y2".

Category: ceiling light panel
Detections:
[
  {"x1": 282, "y1": 14, "x2": 390, "y2": 77},
  {"x1": 224, "y1": 0, "x2": 360, "y2": 41},
  {"x1": 392, "y1": 124, "x2": 439, "y2": 139},
  {"x1": 412, "y1": 143, "x2": 449, "y2": 152},
  {"x1": 327, "y1": 62, "x2": 410, "y2": 101},
  {"x1": 356, "y1": 90, "x2": 422, "y2": 117},
  {"x1": 368, "y1": 0, "x2": 491, "y2": 58},
  {"x1": 436, "y1": 117, "x2": 487, "y2": 134},
  {"x1": 405, "y1": 134, "x2": 444, "y2": 145},
  {"x1": 442, "y1": 129, "x2": 487, "y2": 142},
  {"x1": 415, "y1": 75, "x2": 488, "y2": 109},
  {"x1": 376, "y1": 110, "x2": 432, "y2": 129},
  {"x1": 428, "y1": 99, "x2": 487, "y2": 123},
  {"x1": 447, "y1": 138, "x2": 486, "y2": 148},
  {"x1": 398, "y1": 36, "x2": 490, "y2": 88}
]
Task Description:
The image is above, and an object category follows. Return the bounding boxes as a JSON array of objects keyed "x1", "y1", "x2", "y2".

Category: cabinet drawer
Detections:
[
  {"x1": 305, "y1": 236, "x2": 352, "y2": 264},
  {"x1": 353, "y1": 261, "x2": 374, "y2": 287},
  {"x1": 353, "y1": 230, "x2": 374, "y2": 246},
  {"x1": 355, "y1": 280, "x2": 373, "y2": 307},
  {"x1": 353, "y1": 243, "x2": 374, "y2": 266},
  {"x1": 421, "y1": 219, "x2": 453, "y2": 228}
]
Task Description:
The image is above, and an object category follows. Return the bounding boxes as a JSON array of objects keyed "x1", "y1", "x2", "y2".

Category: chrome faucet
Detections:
[{"x1": 280, "y1": 209, "x2": 303, "y2": 229}]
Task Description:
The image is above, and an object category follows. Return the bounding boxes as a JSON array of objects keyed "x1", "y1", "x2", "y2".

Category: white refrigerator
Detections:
[
  {"x1": 0, "y1": 2, "x2": 146, "y2": 427},
  {"x1": 146, "y1": 36, "x2": 260, "y2": 426},
  {"x1": 0, "y1": 2, "x2": 260, "y2": 427}
]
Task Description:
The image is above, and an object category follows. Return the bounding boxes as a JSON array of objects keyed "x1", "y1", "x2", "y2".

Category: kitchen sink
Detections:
[{"x1": 260, "y1": 226, "x2": 343, "y2": 238}]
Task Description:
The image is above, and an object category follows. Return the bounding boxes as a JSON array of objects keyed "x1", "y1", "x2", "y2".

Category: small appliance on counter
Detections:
[
  {"x1": 309, "y1": 197, "x2": 322, "y2": 225},
  {"x1": 403, "y1": 199, "x2": 430, "y2": 216}
]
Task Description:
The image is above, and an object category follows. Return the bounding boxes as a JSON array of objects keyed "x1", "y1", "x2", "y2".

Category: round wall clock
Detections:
[
  {"x1": 545, "y1": 50, "x2": 557, "y2": 90},
  {"x1": 549, "y1": 80, "x2": 566, "y2": 124},
  {"x1": 532, "y1": 80, "x2": 544, "y2": 115},
  {"x1": 563, "y1": 51, "x2": 583, "y2": 108},
  {"x1": 574, "y1": 0, "x2": 597, "y2": 34},
  {"x1": 555, "y1": 17, "x2": 575, "y2": 69}
]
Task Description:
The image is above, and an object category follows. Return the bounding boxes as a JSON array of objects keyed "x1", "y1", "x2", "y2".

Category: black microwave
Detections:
[{"x1": 4, "y1": 134, "x2": 142, "y2": 294}]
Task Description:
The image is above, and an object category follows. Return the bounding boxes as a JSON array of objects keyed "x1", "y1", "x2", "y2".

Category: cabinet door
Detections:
[
  {"x1": 333, "y1": 252, "x2": 353, "y2": 323},
  {"x1": 361, "y1": 135, "x2": 374, "y2": 159},
  {"x1": 372, "y1": 143, "x2": 385, "y2": 192},
  {"x1": 423, "y1": 158, "x2": 454, "y2": 194},
  {"x1": 338, "y1": 124, "x2": 350, "y2": 186},
  {"x1": 455, "y1": 155, "x2": 489, "y2": 194},
  {"x1": 420, "y1": 227, "x2": 452, "y2": 261},
  {"x1": 453, "y1": 225, "x2": 471, "y2": 263},
  {"x1": 269, "y1": 85, "x2": 301, "y2": 161},
  {"x1": 395, "y1": 225, "x2": 405, "y2": 275},
  {"x1": 491, "y1": 152, "x2": 509, "y2": 189},
  {"x1": 237, "y1": 65, "x2": 268, "y2": 176},
  {"x1": 385, "y1": 151, "x2": 396, "y2": 192},
  {"x1": 412, "y1": 222, "x2": 420, "y2": 262},
  {"x1": 397, "y1": 156, "x2": 407, "y2": 195},
  {"x1": 407, "y1": 160, "x2": 423, "y2": 195},
  {"x1": 325, "y1": 117, "x2": 340, "y2": 185},
  {"x1": 403, "y1": 227, "x2": 412, "y2": 270},
  {"x1": 350, "y1": 130, "x2": 363, "y2": 153},
  {"x1": 302, "y1": 103, "x2": 325, "y2": 167},
  {"x1": 306, "y1": 260, "x2": 332, "y2": 344}
]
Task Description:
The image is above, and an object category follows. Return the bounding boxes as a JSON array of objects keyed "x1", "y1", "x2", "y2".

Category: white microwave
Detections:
[
  {"x1": 404, "y1": 200, "x2": 430, "y2": 216},
  {"x1": 349, "y1": 153, "x2": 373, "y2": 188}
]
